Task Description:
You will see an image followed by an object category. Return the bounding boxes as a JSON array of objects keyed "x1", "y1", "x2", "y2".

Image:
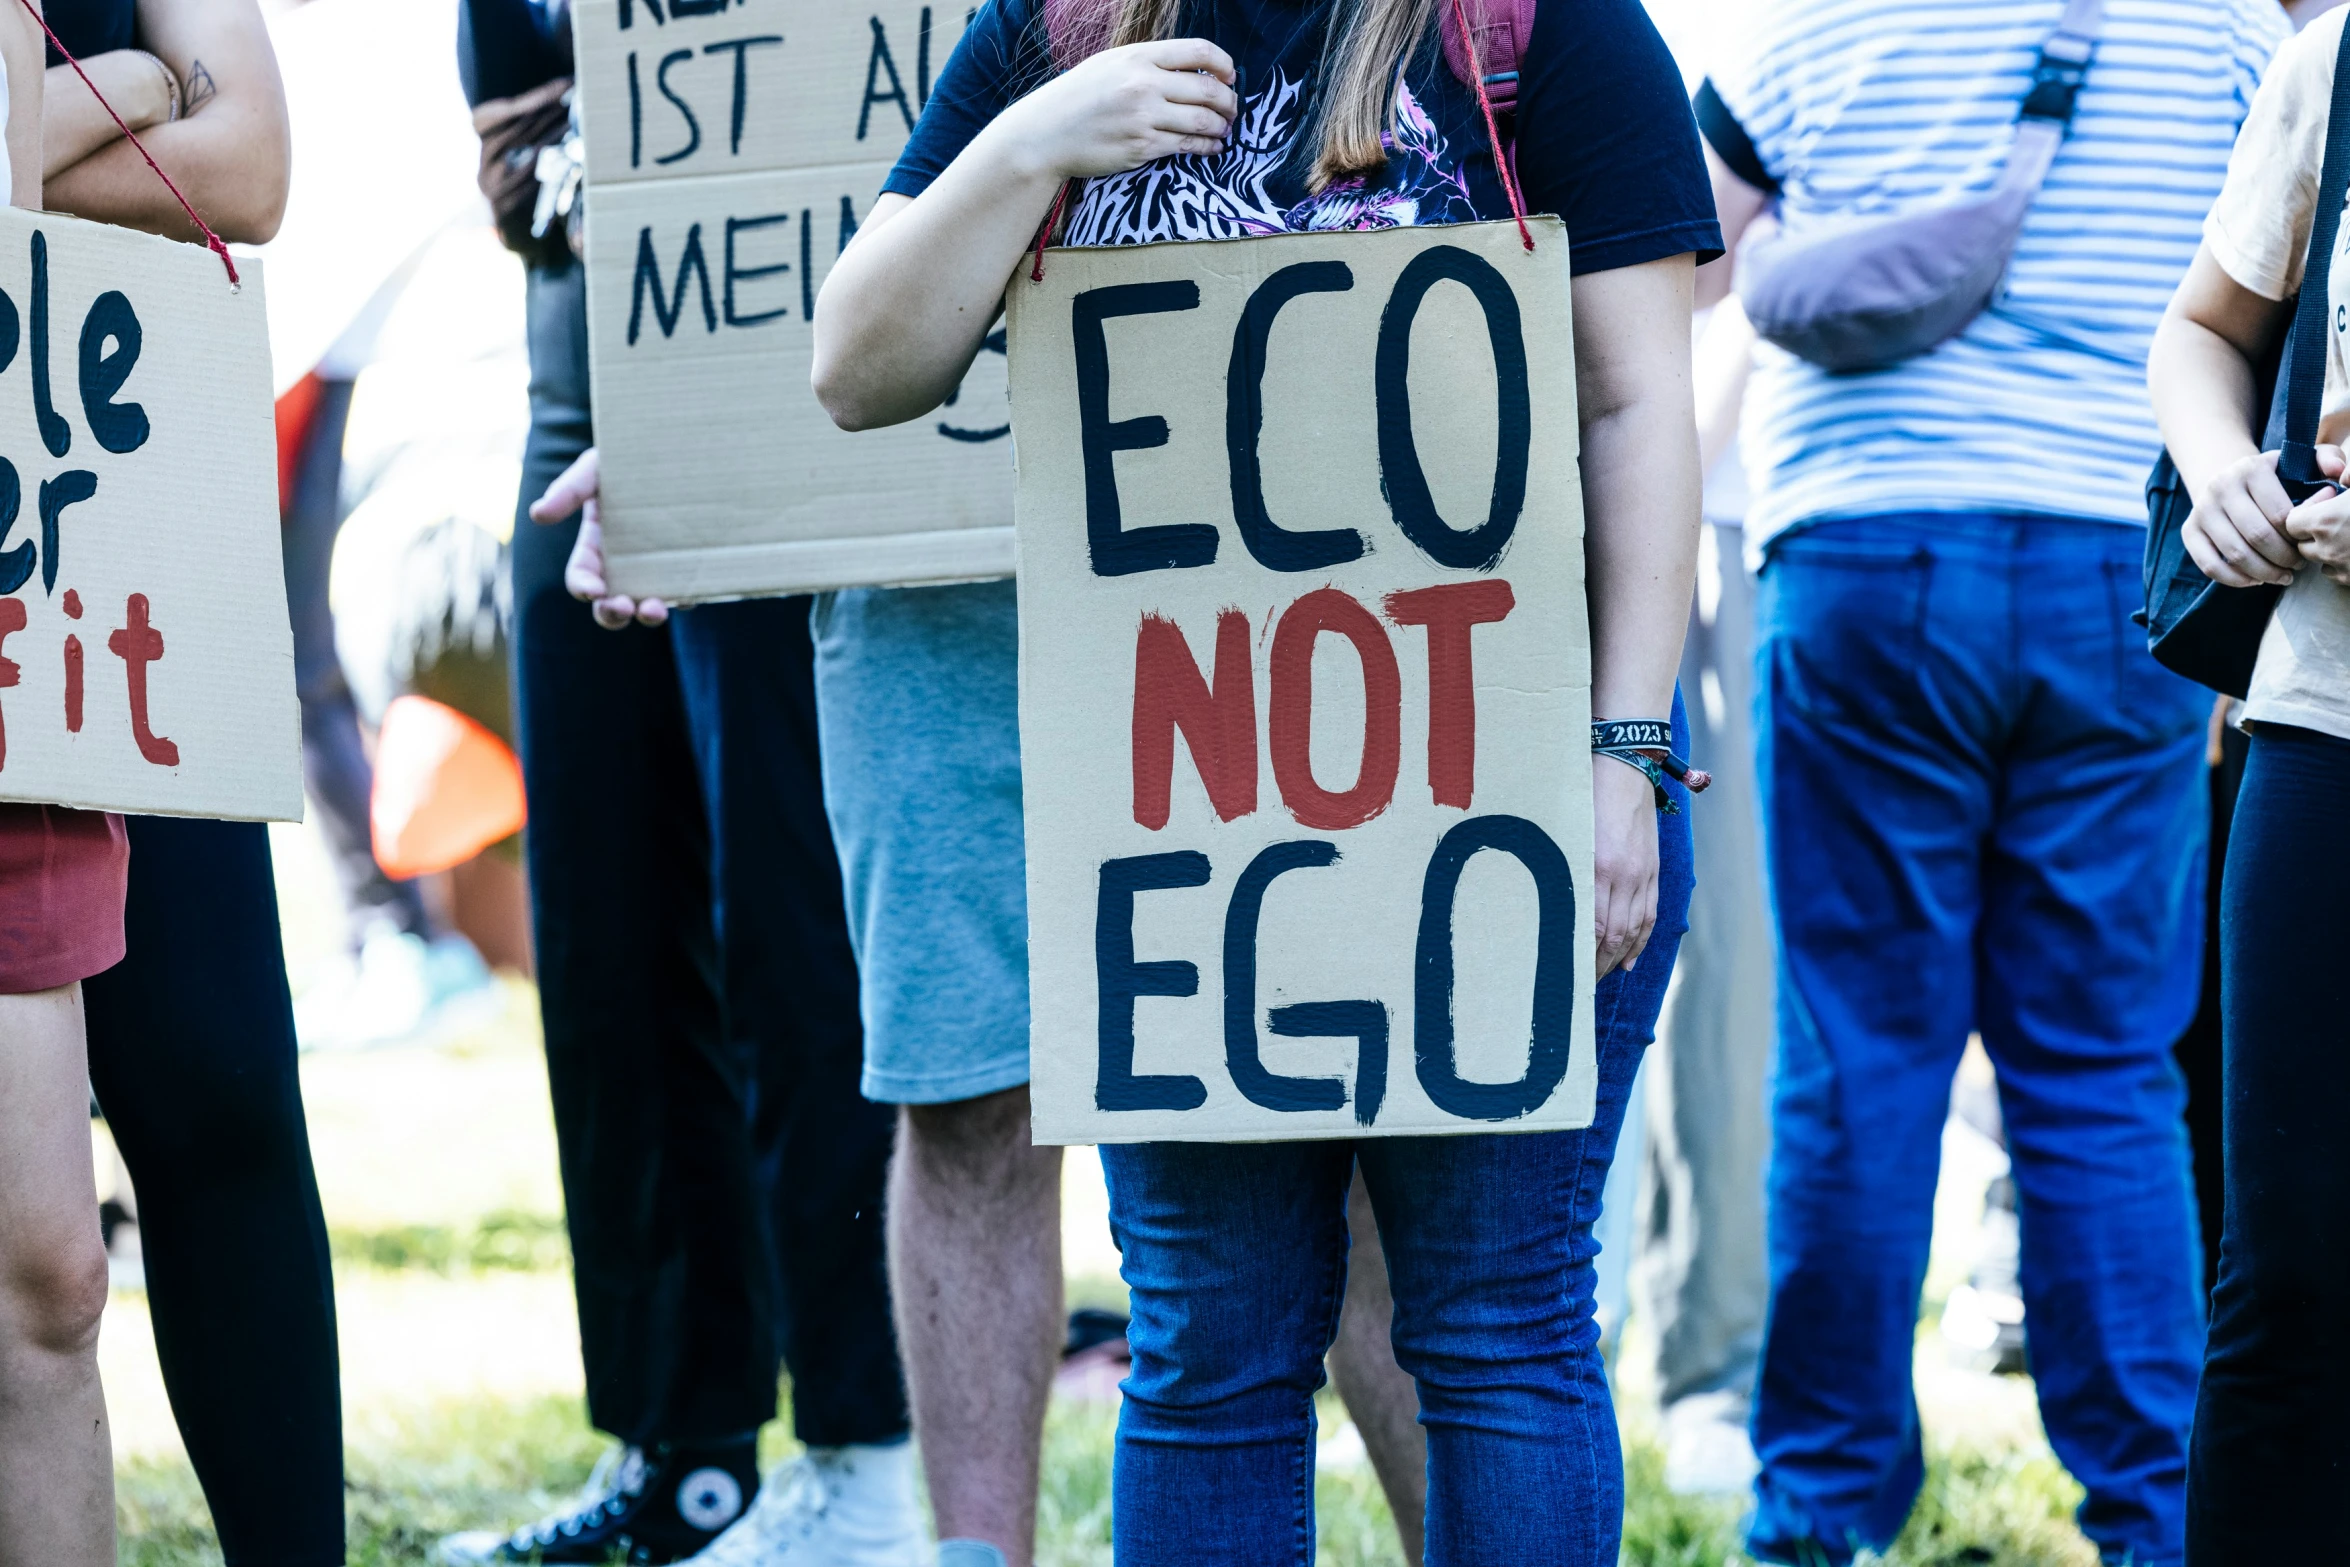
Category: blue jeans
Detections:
[
  {"x1": 1101, "y1": 719, "x2": 1695, "y2": 1567},
  {"x1": 1747, "y1": 515, "x2": 2208, "y2": 1566}
]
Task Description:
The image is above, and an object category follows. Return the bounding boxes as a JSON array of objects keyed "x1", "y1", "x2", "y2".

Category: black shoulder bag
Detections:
[{"x1": 2141, "y1": 18, "x2": 2350, "y2": 698}]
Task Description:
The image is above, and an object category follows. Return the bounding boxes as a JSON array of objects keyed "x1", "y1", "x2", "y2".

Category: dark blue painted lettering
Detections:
[
  {"x1": 628, "y1": 224, "x2": 717, "y2": 344},
  {"x1": 653, "y1": 48, "x2": 702, "y2": 165},
  {"x1": 30, "y1": 233, "x2": 67, "y2": 459},
  {"x1": 0, "y1": 460, "x2": 25, "y2": 595},
  {"x1": 1072, "y1": 281, "x2": 1215, "y2": 576},
  {"x1": 628, "y1": 52, "x2": 643, "y2": 167},
  {"x1": 1375, "y1": 246, "x2": 1529, "y2": 571},
  {"x1": 859, "y1": 17, "x2": 915, "y2": 139},
  {"x1": 800, "y1": 208, "x2": 815, "y2": 319},
  {"x1": 619, "y1": 0, "x2": 664, "y2": 28},
  {"x1": 37, "y1": 471, "x2": 95, "y2": 596},
  {"x1": 78, "y1": 292, "x2": 147, "y2": 454},
  {"x1": 917, "y1": 5, "x2": 934, "y2": 106},
  {"x1": 723, "y1": 213, "x2": 791, "y2": 327},
  {"x1": 1228, "y1": 260, "x2": 1361, "y2": 571},
  {"x1": 1413, "y1": 814, "x2": 1576, "y2": 1120},
  {"x1": 1222, "y1": 839, "x2": 1389, "y2": 1124},
  {"x1": 703, "y1": 35, "x2": 781, "y2": 154},
  {"x1": 1096, "y1": 851, "x2": 1212, "y2": 1112}
]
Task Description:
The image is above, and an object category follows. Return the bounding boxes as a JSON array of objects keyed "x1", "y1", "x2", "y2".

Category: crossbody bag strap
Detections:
[{"x1": 2279, "y1": 18, "x2": 2350, "y2": 493}]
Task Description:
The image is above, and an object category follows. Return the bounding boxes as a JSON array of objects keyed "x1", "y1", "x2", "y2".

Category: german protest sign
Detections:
[
  {"x1": 573, "y1": 0, "x2": 1016, "y2": 602},
  {"x1": 1008, "y1": 217, "x2": 1594, "y2": 1145},
  {"x1": 0, "y1": 207, "x2": 297, "y2": 823}
]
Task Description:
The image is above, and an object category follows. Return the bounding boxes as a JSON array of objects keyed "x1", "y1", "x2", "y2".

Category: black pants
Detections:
[
  {"x1": 84, "y1": 818, "x2": 344, "y2": 1567},
  {"x1": 2187, "y1": 722, "x2": 2350, "y2": 1554},
  {"x1": 513, "y1": 258, "x2": 904, "y2": 1447}
]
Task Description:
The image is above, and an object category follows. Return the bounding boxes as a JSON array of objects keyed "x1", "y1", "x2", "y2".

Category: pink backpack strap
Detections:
[{"x1": 1440, "y1": 0, "x2": 1535, "y2": 119}]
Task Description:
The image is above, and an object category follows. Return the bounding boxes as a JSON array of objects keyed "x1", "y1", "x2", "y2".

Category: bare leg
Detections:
[
  {"x1": 1328, "y1": 1165, "x2": 1427, "y2": 1567},
  {"x1": 0, "y1": 984, "x2": 115, "y2": 1567},
  {"x1": 889, "y1": 1084, "x2": 1063, "y2": 1566}
]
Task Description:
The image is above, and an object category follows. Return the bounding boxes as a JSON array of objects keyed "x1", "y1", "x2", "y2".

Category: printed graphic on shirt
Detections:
[{"x1": 1064, "y1": 74, "x2": 1479, "y2": 245}]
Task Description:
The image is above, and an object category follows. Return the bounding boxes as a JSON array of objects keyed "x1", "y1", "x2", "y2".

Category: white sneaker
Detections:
[
  {"x1": 1662, "y1": 1391, "x2": 1760, "y2": 1498},
  {"x1": 682, "y1": 1445, "x2": 924, "y2": 1567}
]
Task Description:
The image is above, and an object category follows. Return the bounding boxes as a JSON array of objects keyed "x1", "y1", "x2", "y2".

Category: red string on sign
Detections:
[
  {"x1": 1030, "y1": 178, "x2": 1072, "y2": 283},
  {"x1": 1449, "y1": 0, "x2": 1533, "y2": 253},
  {"x1": 14, "y1": 0, "x2": 239, "y2": 287}
]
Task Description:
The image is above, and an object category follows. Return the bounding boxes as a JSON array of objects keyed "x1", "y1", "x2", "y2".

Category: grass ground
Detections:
[
  {"x1": 100, "y1": 830, "x2": 2101, "y2": 1563},
  {"x1": 112, "y1": 1384, "x2": 2097, "y2": 1567}
]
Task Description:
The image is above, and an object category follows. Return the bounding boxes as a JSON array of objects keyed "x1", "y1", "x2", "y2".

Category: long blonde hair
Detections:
[{"x1": 1050, "y1": 0, "x2": 1443, "y2": 191}]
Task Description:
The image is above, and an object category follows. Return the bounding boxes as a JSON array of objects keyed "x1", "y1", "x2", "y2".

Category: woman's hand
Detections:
[
  {"x1": 813, "y1": 39, "x2": 1235, "y2": 431},
  {"x1": 985, "y1": 39, "x2": 1237, "y2": 182},
  {"x1": 2284, "y1": 443, "x2": 2350, "y2": 586},
  {"x1": 1591, "y1": 756, "x2": 1660, "y2": 977},
  {"x1": 529, "y1": 449, "x2": 670, "y2": 630},
  {"x1": 2184, "y1": 449, "x2": 2303, "y2": 588}
]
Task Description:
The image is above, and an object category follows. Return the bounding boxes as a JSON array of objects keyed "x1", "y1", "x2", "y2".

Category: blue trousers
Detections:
[
  {"x1": 1102, "y1": 709, "x2": 1695, "y2": 1567},
  {"x1": 1746, "y1": 515, "x2": 2208, "y2": 1566}
]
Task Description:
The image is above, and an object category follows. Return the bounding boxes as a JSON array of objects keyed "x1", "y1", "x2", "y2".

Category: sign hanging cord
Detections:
[
  {"x1": 13, "y1": 0, "x2": 240, "y2": 288},
  {"x1": 1450, "y1": 0, "x2": 1534, "y2": 252}
]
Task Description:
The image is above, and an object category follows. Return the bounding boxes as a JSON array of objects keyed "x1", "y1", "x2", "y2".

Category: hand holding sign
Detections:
[{"x1": 528, "y1": 447, "x2": 672, "y2": 629}]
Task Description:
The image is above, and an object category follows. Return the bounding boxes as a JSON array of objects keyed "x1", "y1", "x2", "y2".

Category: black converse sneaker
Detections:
[{"x1": 437, "y1": 1438, "x2": 758, "y2": 1565}]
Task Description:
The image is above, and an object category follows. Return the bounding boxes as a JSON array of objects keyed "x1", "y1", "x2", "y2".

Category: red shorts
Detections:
[{"x1": 0, "y1": 804, "x2": 128, "y2": 993}]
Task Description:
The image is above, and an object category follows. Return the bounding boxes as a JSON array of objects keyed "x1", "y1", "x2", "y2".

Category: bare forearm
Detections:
[
  {"x1": 814, "y1": 130, "x2": 1064, "y2": 431},
  {"x1": 2149, "y1": 308, "x2": 2264, "y2": 496},
  {"x1": 43, "y1": 52, "x2": 171, "y2": 179},
  {"x1": 1584, "y1": 396, "x2": 1700, "y2": 719},
  {"x1": 1, "y1": 0, "x2": 42, "y2": 203},
  {"x1": 1574, "y1": 257, "x2": 1701, "y2": 721},
  {"x1": 45, "y1": 98, "x2": 282, "y2": 240}
]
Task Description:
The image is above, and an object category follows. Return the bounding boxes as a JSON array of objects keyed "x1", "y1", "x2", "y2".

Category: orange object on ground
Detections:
[{"x1": 370, "y1": 695, "x2": 527, "y2": 880}]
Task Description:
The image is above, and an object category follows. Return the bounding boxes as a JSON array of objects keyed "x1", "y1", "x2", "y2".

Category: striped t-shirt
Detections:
[{"x1": 1705, "y1": 0, "x2": 2289, "y2": 548}]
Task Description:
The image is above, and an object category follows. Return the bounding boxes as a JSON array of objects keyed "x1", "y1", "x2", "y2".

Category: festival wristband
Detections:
[{"x1": 1591, "y1": 719, "x2": 1713, "y2": 815}]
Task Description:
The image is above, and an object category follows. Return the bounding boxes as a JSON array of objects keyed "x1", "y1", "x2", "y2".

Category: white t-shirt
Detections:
[{"x1": 2205, "y1": 5, "x2": 2350, "y2": 742}]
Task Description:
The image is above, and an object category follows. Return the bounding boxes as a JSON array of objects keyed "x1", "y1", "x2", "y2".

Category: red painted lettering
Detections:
[
  {"x1": 63, "y1": 634, "x2": 81, "y2": 732},
  {"x1": 1269, "y1": 588, "x2": 1400, "y2": 830},
  {"x1": 1384, "y1": 579, "x2": 1515, "y2": 809},
  {"x1": 0, "y1": 598, "x2": 22, "y2": 770},
  {"x1": 1132, "y1": 610, "x2": 1256, "y2": 829},
  {"x1": 107, "y1": 592, "x2": 178, "y2": 766}
]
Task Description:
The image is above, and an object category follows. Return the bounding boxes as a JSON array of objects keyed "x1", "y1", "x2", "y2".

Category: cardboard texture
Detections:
[
  {"x1": 576, "y1": 0, "x2": 1015, "y2": 602},
  {"x1": 0, "y1": 207, "x2": 297, "y2": 823},
  {"x1": 1008, "y1": 217, "x2": 1595, "y2": 1146}
]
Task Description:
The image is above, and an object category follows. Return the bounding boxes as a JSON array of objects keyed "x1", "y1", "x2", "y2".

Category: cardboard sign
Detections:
[
  {"x1": 1009, "y1": 217, "x2": 1594, "y2": 1145},
  {"x1": 575, "y1": 0, "x2": 1016, "y2": 603},
  {"x1": 0, "y1": 208, "x2": 297, "y2": 823}
]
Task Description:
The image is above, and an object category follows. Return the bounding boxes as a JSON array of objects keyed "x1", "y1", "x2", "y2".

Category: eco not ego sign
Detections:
[{"x1": 1008, "y1": 218, "x2": 1596, "y2": 1146}]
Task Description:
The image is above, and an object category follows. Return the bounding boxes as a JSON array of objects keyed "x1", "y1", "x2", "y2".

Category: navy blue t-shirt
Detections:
[
  {"x1": 884, "y1": 0, "x2": 1719, "y2": 275},
  {"x1": 45, "y1": 0, "x2": 136, "y2": 67}
]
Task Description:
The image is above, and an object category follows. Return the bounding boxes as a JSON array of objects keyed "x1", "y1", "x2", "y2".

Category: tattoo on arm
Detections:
[{"x1": 182, "y1": 59, "x2": 216, "y2": 115}]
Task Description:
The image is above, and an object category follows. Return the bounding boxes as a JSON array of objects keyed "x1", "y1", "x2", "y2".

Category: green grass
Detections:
[
  {"x1": 327, "y1": 1210, "x2": 572, "y2": 1277},
  {"x1": 116, "y1": 1393, "x2": 2096, "y2": 1567}
]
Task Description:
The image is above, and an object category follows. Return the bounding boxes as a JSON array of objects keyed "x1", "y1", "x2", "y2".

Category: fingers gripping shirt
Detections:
[{"x1": 882, "y1": 0, "x2": 1722, "y2": 274}]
